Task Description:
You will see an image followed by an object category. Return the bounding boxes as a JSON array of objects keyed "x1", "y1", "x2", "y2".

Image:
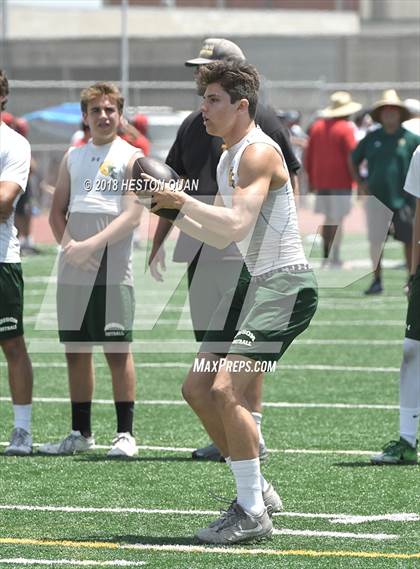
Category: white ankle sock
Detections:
[
  {"x1": 227, "y1": 455, "x2": 269, "y2": 492},
  {"x1": 13, "y1": 404, "x2": 32, "y2": 433},
  {"x1": 400, "y1": 408, "x2": 419, "y2": 447},
  {"x1": 399, "y1": 339, "x2": 420, "y2": 447},
  {"x1": 230, "y1": 458, "x2": 264, "y2": 516},
  {"x1": 260, "y1": 473, "x2": 270, "y2": 493},
  {"x1": 251, "y1": 412, "x2": 265, "y2": 446}
]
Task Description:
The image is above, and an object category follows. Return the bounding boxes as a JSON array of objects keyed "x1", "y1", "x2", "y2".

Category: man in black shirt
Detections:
[{"x1": 149, "y1": 38, "x2": 300, "y2": 462}]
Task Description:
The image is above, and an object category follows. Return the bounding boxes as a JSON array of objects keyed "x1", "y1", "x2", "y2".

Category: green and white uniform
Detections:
[
  {"x1": 0, "y1": 122, "x2": 31, "y2": 339},
  {"x1": 201, "y1": 127, "x2": 318, "y2": 362},
  {"x1": 58, "y1": 136, "x2": 138, "y2": 343},
  {"x1": 404, "y1": 145, "x2": 420, "y2": 342}
]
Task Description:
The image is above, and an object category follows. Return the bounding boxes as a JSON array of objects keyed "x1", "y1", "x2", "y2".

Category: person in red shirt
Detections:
[
  {"x1": 120, "y1": 114, "x2": 150, "y2": 156},
  {"x1": 305, "y1": 92, "x2": 362, "y2": 266}
]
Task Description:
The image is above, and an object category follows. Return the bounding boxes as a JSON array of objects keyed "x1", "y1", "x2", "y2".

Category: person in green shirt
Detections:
[{"x1": 350, "y1": 90, "x2": 420, "y2": 294}]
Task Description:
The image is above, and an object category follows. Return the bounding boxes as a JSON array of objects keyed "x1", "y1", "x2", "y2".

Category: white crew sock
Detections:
[
  {"x1": 226, "y1": 455, "x2": 269, "y2": 492},
  {"x1": 13, "y1": 404, "x2": 32, "y2": 433},
  {"x1": 399, "y1": 338, "x2": 420, "y2": 447},
  {"x1": 230, "y1": 458, "x2": 264, "y2": 516},
  {"x1": 251, "y1": 412, "x2": 266, "y2": 446}
]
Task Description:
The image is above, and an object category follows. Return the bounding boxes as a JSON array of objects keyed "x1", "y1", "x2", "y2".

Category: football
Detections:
[{"x1": 132, "y1": 156, "x2": 182, "y2": 221}]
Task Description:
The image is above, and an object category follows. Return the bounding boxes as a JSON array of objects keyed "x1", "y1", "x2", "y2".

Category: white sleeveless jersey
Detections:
[
  {"x1": 0, "y1": 122, "x2": 31, "y2": 263},
  {"x1": 216, "y1": 126, "x2": 307, "y2": 276},
  {"x1": 67, "y1": 136, "x2": 139, "y2": 215}
]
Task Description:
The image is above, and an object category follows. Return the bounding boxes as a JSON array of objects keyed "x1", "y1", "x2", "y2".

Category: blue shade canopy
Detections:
[{"x1": 24, "y1": 102, "x2": 82, "y2": 124}]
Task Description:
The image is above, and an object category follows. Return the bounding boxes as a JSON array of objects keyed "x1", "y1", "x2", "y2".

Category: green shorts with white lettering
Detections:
[
  {"x1": 406, "y1": 265, "x2": 420, "y2": 341},
  {"x1": 0, "y1": 263, "x2": 24, "y2": 340},
  {"x1": 57, "y1": 284, "x2": 135, "y2": 344},
  {"x1": 201, "y1": 264, "x2": 318, "y2": 363}
]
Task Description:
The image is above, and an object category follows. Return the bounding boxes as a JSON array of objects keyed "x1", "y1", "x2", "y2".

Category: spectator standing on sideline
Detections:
[
  {"x1": 149, "y1": 38, "x2": 301, "y2": 463},
  {"x1": 305, "y1": 91, "x2": 361, "y2": 267},
  {"x1": 403, "y1": 98, "x2": 420, "y2": 136},
  {"x1": 350, "y1": 90, "x2": 420, "y2": 294}
]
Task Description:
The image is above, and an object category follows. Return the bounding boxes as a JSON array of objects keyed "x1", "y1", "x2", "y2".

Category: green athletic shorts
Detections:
[
  {"x1": 201, "y1": 264, "x2": 318, "y2": 363},
  {"x1": 0, "y1": 263, "x2": 24, "y2": 340},
  {"x1": 406, "y1": 265, "x2": 420, "y2": 341},
  {"x1": 57, "y1": 284, "x2": 135, "y2": 343}
]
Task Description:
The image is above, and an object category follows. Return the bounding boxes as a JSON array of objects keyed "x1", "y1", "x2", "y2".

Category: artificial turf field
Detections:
[{"x1": 0, "y1": 236, "x2": 419, "y2": 568}]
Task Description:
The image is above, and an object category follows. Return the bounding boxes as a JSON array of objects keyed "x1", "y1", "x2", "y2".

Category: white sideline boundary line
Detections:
[
  {"x1": 0, "y1": 362, "x2": 401, "y2": 373},
  {"x1": 0, "y1": 504, "x2": 418, "y2": 526},
  {"x1": 0, "y1": 443, "x2": 385, "y2": 456},
  {"x1": 0, "y1": 396, "x2": 399, "y2": 410},
  {"x1": 0, "y1": 560, "x2": 146, "y2": 567}
]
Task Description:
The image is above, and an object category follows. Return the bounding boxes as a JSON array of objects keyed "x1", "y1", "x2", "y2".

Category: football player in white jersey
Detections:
[
  {"x1": 0, "y1": 69, "x2": 33, "y2": 456},
  {"x1": 148, "y1": 61, "x2": 318, "y2": 544},
  {"x1": 371, "y1": 145, "x2": 420, "y2": 465},
  {"x1": 39, "y1": 82, "x2": 143, "y2": 457}
]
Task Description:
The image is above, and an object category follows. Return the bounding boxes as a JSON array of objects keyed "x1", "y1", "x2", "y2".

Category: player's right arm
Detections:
[
  {"x1": 412, "y1": 198, "x2": 420, "y2": 276},
  {"x1": 49, "y1": 151, "x2": 71, "y2": 245},
  {"x1": 148, "y1": 217, "x2": 172, "y2": 281},
  {"x1": 349, "y1": 138, "x2": 368, "y2": 195},
  {"x1": 173, "y1": 192, "x2": 231, "y2": 250},
  {"x1": 148, "y1": 123, "x2": 187, "y2": 281},
  {"x1": 0, "y1": 135, "x2": 31, "y2": 222}
]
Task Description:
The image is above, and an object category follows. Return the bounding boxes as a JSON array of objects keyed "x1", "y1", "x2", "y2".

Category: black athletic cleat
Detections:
[{"x1": 192, "y1": 442, "x2": 268, "y2": 462}]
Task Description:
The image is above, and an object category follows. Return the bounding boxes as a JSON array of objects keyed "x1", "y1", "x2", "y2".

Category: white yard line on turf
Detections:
[
  {"x1": 272, "y1": 529, "x2": 398, "y2": 540},
  {"x1": 21, "y1": 338, "x2": 406, "y2": 346},
  {"x1": 0, "y1": 442, "x2": 392, "y2": 456},
  {"x1": 0, "y1": 560, "x2": 145, "y2": 567},
  {"x1": 0, "y1": 397, "x2": 399, "y2": 410},
  {"x1": 0, "y1": 505, "x2": 417, "y2": 526},
  {"x1": 310, "y1": 321, "x2": 403, "y2": 326},
  {"x1": 23, "y1": 316, "x2": 405, "y2": 326},
  {"x1": 0, "y1": 362, "x2": 401, "y2": 372},
  {"x1": 25, "y1": 302, "x2": 405, "y2": 311},
  {"x1": 331, "y1": 513, "x2": 420, "y2": 525}
]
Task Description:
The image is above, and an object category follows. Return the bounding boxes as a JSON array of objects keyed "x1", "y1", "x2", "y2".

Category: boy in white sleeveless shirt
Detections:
[
  {"x1": 39, "y1": 83, "x2": 143, "y2": 457},
  {"x1": 149, "y1": 61, "x2": 318, "y2": 543},
  {"x1": 0, "y1": 69, "x2": 33, "y2": 456}
]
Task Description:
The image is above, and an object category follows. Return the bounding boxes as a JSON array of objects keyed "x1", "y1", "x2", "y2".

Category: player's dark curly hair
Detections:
[
  {"x1": 196, "y1": 61, "x2": 260, "y2": 119},
  {"x1": 0, "y1": 69, "x2": 9, "y2": 111}
]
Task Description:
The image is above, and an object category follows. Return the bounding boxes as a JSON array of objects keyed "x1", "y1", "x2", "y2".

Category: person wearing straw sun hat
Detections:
[
  {"x1": 305, "y1": 91, "x2": 361, "y2": 267},
  {"x1": 350, "y1": 89, "x2": 420, "y2": 295}
]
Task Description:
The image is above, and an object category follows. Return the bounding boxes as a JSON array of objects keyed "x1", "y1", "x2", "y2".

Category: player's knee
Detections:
[
  {"x1": 0, "y1": 336, "x2": 25, "y2": 362},
  {"x1": 182, "y1": 379, "x2": 205, "y2": 407},
  {"x1": 210, "y1": 382, "x2": 233, "y2": 410},
  {"x1": 402, "y1": 338, "x2": 420, "y2": 365}
]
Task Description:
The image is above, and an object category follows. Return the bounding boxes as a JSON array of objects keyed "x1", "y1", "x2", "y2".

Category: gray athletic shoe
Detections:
[
  {"x1": 192, "y1": 442, "x2": 268, "y2": 462},
  {"x1": 38, "y1": 430, "x2": 95, "y2": 455},
  {"x1": 4, "y1": 428, "x2": 33, "y2": 456},
  {"x1": 263, "y1": 483, "x2": 283, "y2": 516},
  {"x1": 196, "y1": 502, "x2": 272, "y2": 544},
  {"x1": 211, "y1": 483, "x2": 282, "y2": 528}
]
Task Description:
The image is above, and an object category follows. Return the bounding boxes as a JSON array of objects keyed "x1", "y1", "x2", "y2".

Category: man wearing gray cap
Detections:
[{"x1": 149, "y1": 38, "x2": 300, "y2": 463}]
